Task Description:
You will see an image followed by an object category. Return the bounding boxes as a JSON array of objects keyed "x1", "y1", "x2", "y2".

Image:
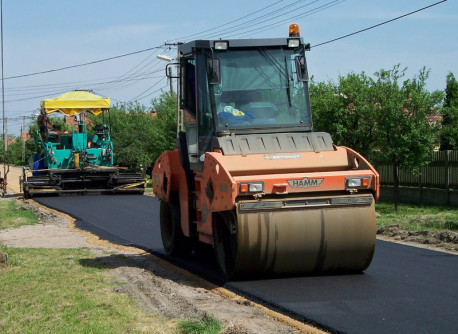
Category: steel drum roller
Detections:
[{"x1": 229, "y1": 195, "x2": 376, "y2": 278}]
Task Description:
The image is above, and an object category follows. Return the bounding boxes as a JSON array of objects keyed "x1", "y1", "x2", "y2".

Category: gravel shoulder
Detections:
[
  {"x1": 377, "y1": 225, "x2": 457, "y2": 254},
  {"x1": 0, "y1": 166, "x2": 322, "y2": 334}
]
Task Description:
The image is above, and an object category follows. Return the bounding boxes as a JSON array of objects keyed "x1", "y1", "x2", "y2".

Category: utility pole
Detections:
[
  {"x1": 3, "y1": 117, "x2": 6, "y2": 150},
  {"x1": 0, "y1": 0, "x2": 3, "y2": 153},
  {"x1": 1, "y1": 0, "x2": 8, "y2": 197},
  {"x1": 21, "y1": 116, "x2": 26, "y2": 162},
  {"x1": 168, "y1": 66, "x2": 174, "y2": 94}
]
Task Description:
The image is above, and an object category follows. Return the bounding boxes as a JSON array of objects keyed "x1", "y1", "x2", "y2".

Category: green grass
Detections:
[
  {"x1": 0, "y1": 201, "x2": 222, "y2": 334},
  {"x1": 0, "y1": 199, "x2": 38, "y2": 230},
  {"x1": 143, "y1": 176, "x2": 154, "y2": 194},
  {"x1": 0, "y1": 244, "x2": 223, "y2": 334},
  {"x1": 0, "y1": 245, "x2": 171, "y2": 334},
  {"x1": 178, "y1": 315, "x2": 222, "y2": 334},
  {"x1": 145, "y1": 177, "x2": 153, "y2": 188},
  {"x1": 376, "y1": 202, "x2": 458, "y2": 233}
]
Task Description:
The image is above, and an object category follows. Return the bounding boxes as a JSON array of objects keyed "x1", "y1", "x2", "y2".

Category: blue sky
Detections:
[{"x1": 1, "y1": 0, "x2": 457, "y2": 134}]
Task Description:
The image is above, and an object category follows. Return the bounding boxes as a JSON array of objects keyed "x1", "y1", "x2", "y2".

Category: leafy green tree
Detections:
[
  {"x1": 0, "y1": 140, "x2": 5, "y2": 163},
  {"x1": 311, "y1": 65, "x2": 443, "y2": 211},
  {"x1": 48, "y1": 115, "x2": 71, "y2": 132},
  {"x1": 149, "y1": 90, "x2": 177, "y2": 159},
  {"x1": 440, "y1": 72, "x2": 458, "y2": 150},
  {"x1": 88, "y1": 91, "x2": 177, "y2": 171},
  {"x1": 310, "y1": 72, "x2": 376, "y2": 157},
  {"x1": 5, "y1": 139, "x2": 24, "y2": 165},
  {"x1": 371, "y1": 65, "x2": 443, "y2": 211},
  {"x1": 310, "y1": 79, "x2": 343, "y2": 136},
  {"x1": 102, "y1": 102, "x2": 154, "y2": 169},
  {"x1": 0, "y1": 136, "x2": 34, "y2": 166}
]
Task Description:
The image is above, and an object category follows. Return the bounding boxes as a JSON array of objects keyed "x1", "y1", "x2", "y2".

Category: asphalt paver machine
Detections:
[
  {"x1": 21, "y1": 90, "x2": 144, "y2": 197},
  {"x1": 153, "y1": 25, "x2": 379, "y2": 279}
]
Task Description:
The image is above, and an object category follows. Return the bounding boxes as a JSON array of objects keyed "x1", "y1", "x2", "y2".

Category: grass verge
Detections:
[
  {"x1": 0, "y1": 200, "x2": 222, "y2": 334},
  {"x1": 376, "y1": 202, "x2": 458, "y2": 232},
  {"x1": 0, "y1": 199, "x2": 38, "y2": 230},
  {"x1": 178, "y1": 315, "x2": 222, "y2": 334},
  {"x1": 0, "y1": 245, "x2": 174, "y2": 334}
]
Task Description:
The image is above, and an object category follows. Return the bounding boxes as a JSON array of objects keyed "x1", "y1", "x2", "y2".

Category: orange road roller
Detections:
[{"x1": 153, "y1": 25, "x2": 379, "y2": 279}]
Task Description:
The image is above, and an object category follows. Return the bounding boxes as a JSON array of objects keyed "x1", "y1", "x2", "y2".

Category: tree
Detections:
[
  {"x1": 87, "y1": 91, "x2": 177, "y2": 171},
  {"x1": 440, "y1": 72, "x2": 458, "y2": 150},
  {"x1": 100, "y1": 102, "x2": 155, "y2": 169},
  {"x1": 310, "y1": 65, "x2": 444, "y2": 211},
  {"x1": 310, "y1": 72, "x2": 376, "y2": 157},
  {"x1": 149, "y1": 90, "x2": 177, "y2": 159},
  {"x1": 0, "y1": 137, "x2": 34, "y2": 166},
  {"x1": 371, "y1": 65, "x2": 443, "y2": 211}
]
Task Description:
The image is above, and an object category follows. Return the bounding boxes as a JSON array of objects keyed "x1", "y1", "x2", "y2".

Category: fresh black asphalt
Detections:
[{"x1": 36, "y1": 194, "x2": 458, "y2": 334}]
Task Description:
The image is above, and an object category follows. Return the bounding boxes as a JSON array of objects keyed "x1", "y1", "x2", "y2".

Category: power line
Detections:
[
  {"x1": 0, "y1": 115, "x2": 35, "y2": 121},
  {"x1": 176, "y1": 0, "x2": 339, "y2": 40},
  {"x1": 3, "y1": 49, "x2": 172, "y2": 102},
  {"x1": 4, "y1": 45, "x2": 163, "y2": 80},
  {"x1": 94, "y1": 48, "x2": 164, "y2": 92},
  {"x1": 94, "y1": 48, "x2": 174, "y2": 93},
  {"x1": 236, "y1": 0, "x2": 344, "y2": 39},
  {"x1": 174, "y1": 0, "x2": 287, "y2": 41},
  {"x1": 130, "y1": 77, "x2": 168, "y2": 101},
  {"x1": 5, "y1": 70, "x2": 165, "y2": 97},
  {"x1": 132, "y1": 82, "x2": 170, "y2": 102},
  {"x1": 3, "y1": 1, "x2": 337, "y2": 82},
  {"x1": 313, "y1": 0, "x2": 448, "y2": 48},
  {"x1": 1, "y1": 0, "x2": 449, "y2": 106}
]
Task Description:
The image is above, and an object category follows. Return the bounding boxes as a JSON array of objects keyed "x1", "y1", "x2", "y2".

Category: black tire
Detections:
[
  {"x1": 23, "y1": 184, "x2": 31, "y2": 199},
  {"x1": 213, "y1": 212, "x2": 238, "y2": 280},
  {"x1": 159, "y1": 194, "x2": 193, "y2": 256},
  {"x1": 23, "y1": 190, "x2": 31, "y2": 199}
]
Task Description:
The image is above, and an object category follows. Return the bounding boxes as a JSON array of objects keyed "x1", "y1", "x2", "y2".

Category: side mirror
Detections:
[
  {"x1": 165, "y1": 63, "x2": 180, "y2": 79},
  {"x1": 295, "y1": 56, "x2": 308, "y2": 82},
  {"x1": 207, "y1": 58, "x2": 221, "y2": 85}
]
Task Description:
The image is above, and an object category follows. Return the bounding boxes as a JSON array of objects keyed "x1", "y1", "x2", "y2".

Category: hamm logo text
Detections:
[{"x1": 287, "y1": 177, "x2": 324, "y2": 188}]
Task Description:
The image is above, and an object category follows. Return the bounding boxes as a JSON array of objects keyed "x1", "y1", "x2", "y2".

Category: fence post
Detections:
[
  {"x1": 445, "y1": 150, "x2": 451, "y2": 206},
  {"x1": 419, "y1": 165, "x2": 423, "y2": 204}
]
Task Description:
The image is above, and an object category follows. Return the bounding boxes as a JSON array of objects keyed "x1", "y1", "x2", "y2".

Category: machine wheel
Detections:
[
  {"x1": 159, "y1": 193, "x2": 193, "y2": 256},
  {"x1": 213, "y1": 211, "x2": 238, "y2": 280},
  {"x1": 23, "y1": 184, "x2": 31, "y2": 199}
]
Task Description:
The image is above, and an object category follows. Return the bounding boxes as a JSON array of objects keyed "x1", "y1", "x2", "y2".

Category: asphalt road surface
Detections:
[{"x1": 36, "y1": 194, "x2": 458, "y2": 334}]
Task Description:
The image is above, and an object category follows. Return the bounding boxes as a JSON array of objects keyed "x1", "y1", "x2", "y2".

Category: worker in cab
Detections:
[{"x1": 37, "y1": 112, "x2": 68, "y2": 142}]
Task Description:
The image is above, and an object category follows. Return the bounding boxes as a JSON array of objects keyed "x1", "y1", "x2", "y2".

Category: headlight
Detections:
[
  {"x1": 346, "y1": 177, "x2": 370, "y2": 188},
  {"x1": 239, "y1": 182, "x2": 264, "y2": 194},
  {"x1": 288, "y1": 38, "x2": 300, "y2": 47},
  {"x1": 214, "y1": 41, "x2": 228, "y2": 50}
]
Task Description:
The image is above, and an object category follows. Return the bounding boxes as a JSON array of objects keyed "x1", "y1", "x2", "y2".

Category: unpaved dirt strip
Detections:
[
  {"x1": 3, "y1": 165, "x2": 22, "y2": 195},
  {"x1": 0, "y1": 224, "x2": 90, "y2": 248}
]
